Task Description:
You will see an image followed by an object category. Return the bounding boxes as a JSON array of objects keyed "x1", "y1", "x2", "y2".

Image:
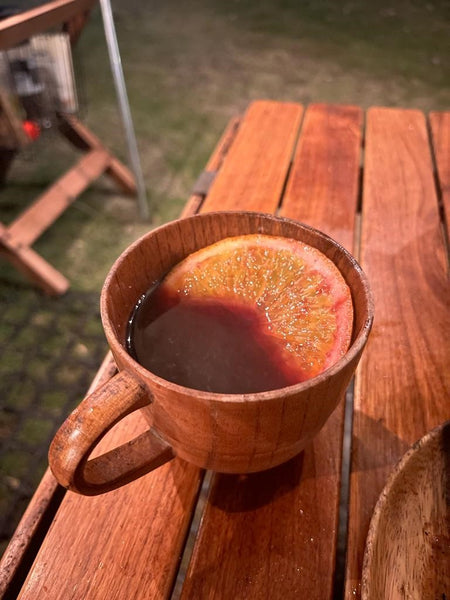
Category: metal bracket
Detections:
[{"x1": 191, "y1": 170, "x2": 217, "y2": 196}]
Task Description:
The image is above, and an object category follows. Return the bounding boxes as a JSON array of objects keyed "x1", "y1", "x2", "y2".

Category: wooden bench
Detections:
[
  {"x1": 0, "y1": 0, "x2": 137, "y2": 295},
  {"x1": 0, "y1": 100, "x2": 448, "y2": 599}
]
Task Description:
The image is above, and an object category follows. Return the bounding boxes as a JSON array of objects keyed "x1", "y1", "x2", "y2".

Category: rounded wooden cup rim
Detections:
[
  {"x1": 101, "y1": 211, "x2": 374, "y2": 403},
  {"x1": 361, "y1": 420, "x2": 450, "y2": 599}
]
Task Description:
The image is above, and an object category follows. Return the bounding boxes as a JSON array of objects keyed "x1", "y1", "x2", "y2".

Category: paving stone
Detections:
[
  {"x1": 41, "y1": 390, "x2": 68, "y2": 414},
  {"x1": 0, "y1": 285, "x2": 108, "y2": 555},
  {"x1": 4, "y1": 381, "x2": 35, "y2": 411},
  {"x1": 17, "y1": 418, "x2": 54, "y2": 446},
  {"x1": 0, "y1": 411, "x2": 20, "y2": 443},
  {"x1": 0, "y1": 351, "x2": 25, "y2": 373},
  {"x1": 0, "y1": 450, "x2": 30, "y2": 479}
]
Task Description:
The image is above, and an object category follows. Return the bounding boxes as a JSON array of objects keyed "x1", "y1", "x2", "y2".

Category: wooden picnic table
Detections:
[{"x1": 0, "y1": 100, "x2": 449, "y2": 599}]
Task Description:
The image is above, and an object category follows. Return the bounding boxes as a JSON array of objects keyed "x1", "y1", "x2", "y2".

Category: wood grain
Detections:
[
  {"x1": 18, "y1": 381, "x2": 203, "y2": 599},
  {"x1": 0, "y1": 0, "x2": 96, "y2": 51},
  {"x1": 201, "y1": 100, "x2": 303, "y2": 213},
  {"x1": 180, "y1": 103, "x2": 364, "y2": 600},
  {"x1": 49, "y1": 370, "x2": 174, "y2": 495},
  {"x1": 59, "y1": 116, "x2": 137, "y2": 195},
  {"x1": 8, "y1": 149, "x2": 110, "y2": 247},
  {"x1": 429, "y1": 111, "x2": 450, "y2": 246},
  {"x1": 362, "y1": 421, "x2": 450, "y2": 599},
  {"x1": 280, "y1": 103, "x2": 363, "y2": 252},
  {"x1": 19, "y1": 446, "x2": 203, "y2": 600},
  {"x1": 0, "y1": 223, "x2": 69, "y2": 296},
  {"x1": 345, "y1": 107, "x2": 450, "y2": 599}
]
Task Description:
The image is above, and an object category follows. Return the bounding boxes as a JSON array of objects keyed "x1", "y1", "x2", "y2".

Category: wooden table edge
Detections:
[{"x1": 0, "y1": 353, "x2": 117, "y2": 598}]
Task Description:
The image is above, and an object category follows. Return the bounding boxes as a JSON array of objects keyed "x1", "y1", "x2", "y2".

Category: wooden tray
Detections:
[{"x1": 362, "y1": 421, "x2": 450, "y2": 599}]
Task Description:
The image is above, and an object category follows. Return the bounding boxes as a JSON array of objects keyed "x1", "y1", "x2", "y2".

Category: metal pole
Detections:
[{"x1": 99, "y1": 0, "x2": 149, "y2": 219}]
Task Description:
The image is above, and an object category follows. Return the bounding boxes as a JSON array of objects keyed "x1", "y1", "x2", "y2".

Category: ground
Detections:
[{"x1": 0, "y1": 0, "x2": 448, "y2": 556}]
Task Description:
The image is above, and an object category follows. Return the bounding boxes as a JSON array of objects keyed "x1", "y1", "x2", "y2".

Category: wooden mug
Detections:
[{"x1": 49, "y1": 212, "x2": 373, "y2": 495}]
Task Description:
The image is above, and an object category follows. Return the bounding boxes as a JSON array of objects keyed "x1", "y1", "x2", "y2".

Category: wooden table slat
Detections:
[
  {"x1": 7, "y1": 149, "x2": 110, "y2": 247},
  {"x1": 0, "y1": 224, "x2": 70, "y2": 296},
  {"x1": 280, "y1": 102, "x2": 363, "y2": 252},
  {"x1": 201, "y1": 100, "x2": 303, "y2": 213},
  {"x1": 19, "y1": 449, "x2": 203, "y2": 599},
  {"x1": 345, "y1": 107, "x2": 450, "y2": 599},
  {"x1": 180, "y1": 103, "x2": 363, "y2": 600}
]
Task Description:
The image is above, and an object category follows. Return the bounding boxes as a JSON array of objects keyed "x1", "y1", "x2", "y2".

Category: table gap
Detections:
[
  {"x1": 274, "y1": 160, "x2": 294, "y2": 217},
  {"x1": 353, "y1": 192, "x2": 363, "y2": 264},
  {"x1": 356, "y1": 108, "x2": 367, "y2": 220},
  {"x1": 426, "y1": 115, "x2": 450, "y2": 271},
  {"x1": 333, "y1": 118, "x2": 365, "y2": 598},
  {"x1": 170, "y1": 470, "x2": 212, "y2": 600},
  {"x1": 275, "y1": 106, "x2": 306, "y2": 216},
  {"x1": 2, "y1": 484, "x2": 66, "y2": 600},
  {"x1": 332, "y1": 381, "x2": 355, "y2": 600}
]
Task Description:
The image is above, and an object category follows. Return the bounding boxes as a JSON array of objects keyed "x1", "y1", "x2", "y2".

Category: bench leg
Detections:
[
  {"x1": 58, "y1": 114, "x2": 137, "y2": 195},
  {"x1": 1, "y1": 116, "x2": 137, "y2": 294},
  {"x1": 0, "y1": 224, "x2": 69, "y2": 295}
]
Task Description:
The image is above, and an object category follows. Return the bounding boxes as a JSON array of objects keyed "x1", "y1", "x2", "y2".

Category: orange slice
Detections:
[{"x1": 158, "y1": 234, "x2": 353, "y2": 383}]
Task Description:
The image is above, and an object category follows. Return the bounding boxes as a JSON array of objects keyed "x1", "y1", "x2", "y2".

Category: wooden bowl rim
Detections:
[
  {"x1": 101, "y1": 211, "x2": 374, "y2": 402},
  {"x1": 361, "y1": 420, "x2": 450, "y2": 599}
]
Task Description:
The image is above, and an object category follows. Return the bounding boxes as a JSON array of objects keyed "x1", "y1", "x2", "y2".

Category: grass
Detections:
[
  {"x1": 4, "y1": 1, "x2": 449, "y2": 256},
  {"x1": 0, "y1": 0, "x2": 448, "y2": 557},
  {"x1": 212, "y1": 0, "x2": 448, "y2": 88}
]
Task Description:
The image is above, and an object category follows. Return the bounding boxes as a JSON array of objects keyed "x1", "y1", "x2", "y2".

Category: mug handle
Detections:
[{"x1": 49, "y1": 370, "x2": 174, "y2": 495}]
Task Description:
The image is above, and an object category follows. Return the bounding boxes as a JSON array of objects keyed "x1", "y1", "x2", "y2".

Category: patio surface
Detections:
[{"x1": 0, "y1": 284, "x2": 108, "y2": 554}]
